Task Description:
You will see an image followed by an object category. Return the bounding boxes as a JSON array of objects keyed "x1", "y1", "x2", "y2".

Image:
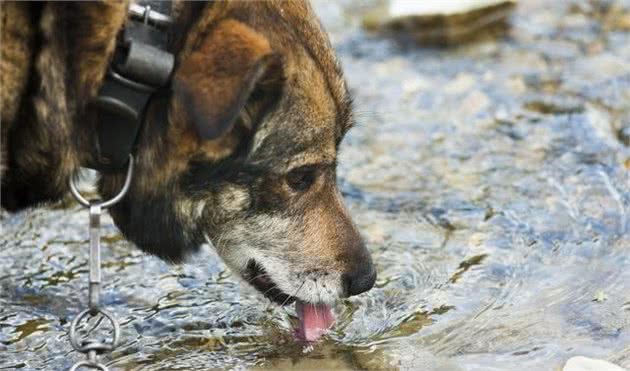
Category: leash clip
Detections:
[{"x1": 67, "y1": 155, "x2": 133, "y2": 371}]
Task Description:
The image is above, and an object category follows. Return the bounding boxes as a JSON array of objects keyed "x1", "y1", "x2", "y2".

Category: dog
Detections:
[{"x1": 1, "y1": 0, "x2": 376, "y2": 339}]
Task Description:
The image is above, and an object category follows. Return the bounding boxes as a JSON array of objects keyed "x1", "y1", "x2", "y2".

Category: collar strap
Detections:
[{"x1": 87, "y1": 2, "x2": 174, "y2": 172}]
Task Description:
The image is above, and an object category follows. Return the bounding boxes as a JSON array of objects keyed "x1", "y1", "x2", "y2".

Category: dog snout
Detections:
[
  {"x1": 340, "y1": 237, "x2": 376, "y2": 297},
  {"x1": 342, "y1": 262, "x2": 377, "y2": 297}
]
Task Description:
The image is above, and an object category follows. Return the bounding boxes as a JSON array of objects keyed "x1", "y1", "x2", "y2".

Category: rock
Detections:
[
  {"x1": 443, "y1": 73, "x2": 477, "y2": 95},
  {"x1": 363, "y1": 0, "x2": 517, "y2": 46},
  {"x1": 563, "y1": 356, "x2": 627, "y2": 371},
  {"x1": 592, "y1": 290, "x2": 608, "y2": 303},
  {"x1": 353, "y1": 346, "x2": 464, "y2": 371},
  {"x1": 524, "y1": 95, "x2": 584, "y2": 115},
  {"x1": 609, "y1": 13, "x2": 630, "y2": 31},
  {"x1": 459, "y1": 89, "x2": 491, "y2": 116},
  {"x1": 618, "y1": 126, "x2": 630, "y2": 146}
]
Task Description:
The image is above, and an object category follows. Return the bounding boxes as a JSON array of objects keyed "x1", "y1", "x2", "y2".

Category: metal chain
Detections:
[{"x1": 68, "y1": 156, "x2": 134, "y2": 371}]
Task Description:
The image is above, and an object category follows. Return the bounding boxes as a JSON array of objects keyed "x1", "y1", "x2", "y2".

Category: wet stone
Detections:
[
  {"x1": 363, "y1": 0, "x2": 517, "y2": 46},
  {"x1": 563, "y1": 356, "x2": 628, "y2": 371},
  {"x1": 524, "y1": 95, "x2": 585, "y2": 115},
  {"x1": 618, "y1": 126, "x2": 630, "y2": 146}
]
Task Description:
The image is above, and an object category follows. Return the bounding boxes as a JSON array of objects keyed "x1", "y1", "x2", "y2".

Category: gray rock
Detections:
[
  {"x1": 363, "y1": 0, "x2": 517, "y2": 46},
  {"x1": 563, "y1": 356, "x2": 627, "y2": 371}
]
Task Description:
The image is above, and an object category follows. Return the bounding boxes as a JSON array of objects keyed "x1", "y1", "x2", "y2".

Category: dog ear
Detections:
[{"x1": 174, "y1": 19, "x2": 283, "y2": 140}]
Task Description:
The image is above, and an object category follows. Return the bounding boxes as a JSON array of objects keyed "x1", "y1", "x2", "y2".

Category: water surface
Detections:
[{"x1": 1, "y1": 1, "x2": 629, "y2": 370}]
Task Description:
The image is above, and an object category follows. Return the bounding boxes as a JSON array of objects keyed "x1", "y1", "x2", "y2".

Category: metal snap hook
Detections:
[
  {"x1": 69, "y1": 154, "x2": 134, "y2": 209},
  {"x1": 68, "y1": 155, "x2": 131, "y2": 370}
]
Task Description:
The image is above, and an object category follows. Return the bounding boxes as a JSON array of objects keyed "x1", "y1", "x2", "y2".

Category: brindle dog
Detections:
[{"x1": 1, "y1": 1, "x2": 375, "y2": 312}]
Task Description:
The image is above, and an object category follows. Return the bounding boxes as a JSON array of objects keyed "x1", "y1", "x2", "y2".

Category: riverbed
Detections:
[{"x1": 1, "y1": 1, "x2": 629, "y2": 370}]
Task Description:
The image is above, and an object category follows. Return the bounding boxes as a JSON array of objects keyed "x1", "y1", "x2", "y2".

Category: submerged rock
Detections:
[
  {"x1": 563, "y1": 356, "x2": 627, "y2": 371},
  {"x1": 618, "y1": 125, "x2": 630, "y2": 146},
  {"x1": 363, "y1": 0, "x2": 517, "y2": 46}
]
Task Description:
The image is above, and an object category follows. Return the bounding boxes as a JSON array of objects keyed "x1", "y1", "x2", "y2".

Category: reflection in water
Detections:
[{"x1": 1, "y1": 0, "x2": 629, "y2": 370}]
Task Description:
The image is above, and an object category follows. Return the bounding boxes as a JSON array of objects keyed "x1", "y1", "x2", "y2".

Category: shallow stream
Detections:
[{"x1": 1, "y1": 1, "x2": 629, "y2": 370}]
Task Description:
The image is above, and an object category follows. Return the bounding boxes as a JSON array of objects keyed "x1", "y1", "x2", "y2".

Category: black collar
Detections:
[{"x1": 87, "y1": 2, "x2": 174, "y2": 172}]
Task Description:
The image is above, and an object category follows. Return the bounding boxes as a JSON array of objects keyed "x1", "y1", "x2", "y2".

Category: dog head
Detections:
[{"x1": 102, "y1": 2, "x2": 375, "y2": 305}]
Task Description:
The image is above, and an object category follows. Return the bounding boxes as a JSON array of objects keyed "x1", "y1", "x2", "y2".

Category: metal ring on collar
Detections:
[
  {"x1": 69, "y1": 154, "x2": 134, "y2": 209},
  {"x1": 128, "y1": 3, "x2": 172, "y2": 27},
  {"x1": 69, "y1": 308, "x2": 121, "y2": 353}
]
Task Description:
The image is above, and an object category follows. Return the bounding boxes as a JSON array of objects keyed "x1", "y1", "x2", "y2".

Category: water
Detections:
[{"x1": 2, "y1": 1, "x2": 629, "y2": 370}]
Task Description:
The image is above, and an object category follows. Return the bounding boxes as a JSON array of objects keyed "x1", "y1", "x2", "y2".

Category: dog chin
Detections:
[
  {"x1": 242, "y1": 259, "x2": 296, "y2": 305},
  {"x1": 204, "y1": 235, "x2": 341, "y2": 306},
  {"x1": 242, "y1": 256, "x2": 341, "y2": 306}
]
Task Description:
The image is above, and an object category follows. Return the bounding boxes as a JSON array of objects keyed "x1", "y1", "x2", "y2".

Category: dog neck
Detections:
[{"x1": 0, "y1": 1, "x2": 208, "y2": 210}]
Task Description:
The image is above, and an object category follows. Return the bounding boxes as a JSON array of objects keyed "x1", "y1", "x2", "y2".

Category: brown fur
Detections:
[
  {"x1": 1, "y1": 0, "x2": 375, "y2": 305},
  {"x1": 1, "y1": 2, "x2": 34, "y2": 174},
  {"x1": 1, "y1": 2, "x2": 34, "y2": 124},
  {"x1": 1, "y1": 1, "x2": 128, "y2": 208}
]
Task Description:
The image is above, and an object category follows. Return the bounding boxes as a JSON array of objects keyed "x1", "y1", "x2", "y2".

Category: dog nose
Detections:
[{"x1": 342, "y1": 264, "x2": 377, "y2": 297}]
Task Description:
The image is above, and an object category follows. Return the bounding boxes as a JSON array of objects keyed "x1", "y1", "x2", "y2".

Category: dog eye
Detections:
[{"x1": 286, "y1": 166, "x2": 318, "y2": 192}]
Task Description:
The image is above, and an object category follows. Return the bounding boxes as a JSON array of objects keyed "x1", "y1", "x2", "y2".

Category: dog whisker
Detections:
[
  {"x1": 270, "y1": 292, "x2": 283, "y2": 306},
  {"x1": 261, "y1": 284, "x2": 278, "y2": 297},
  {"x1": 282, "y1": 279, "x2": 306, "y2": 307},
  {"x1": 246, "y1": 272, "x2": 269, "y2": 283}
]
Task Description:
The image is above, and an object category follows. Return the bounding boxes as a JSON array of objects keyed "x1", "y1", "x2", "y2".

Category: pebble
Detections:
[
  {"x1": 618, "y1": 126, "x2": 630, "y2": 146},
  {"x1": 563, "y1": 356, "x2": 627, "y2": 371},
  {"x1": 363, "y1": 0, "x2": 517, "y2": 46}
]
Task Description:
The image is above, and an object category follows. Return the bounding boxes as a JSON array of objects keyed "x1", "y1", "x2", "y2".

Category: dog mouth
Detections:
[
  {"x1": 245, "y1": 259, "x2": 296, "y2": 305},
  {"x1": 244, "y1": 259, "x2": 336, "y2": 341}
]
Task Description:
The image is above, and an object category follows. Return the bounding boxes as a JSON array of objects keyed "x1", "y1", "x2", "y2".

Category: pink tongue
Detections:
[{"x1": 295, "y1": 300, "x2": 335, "y2": 342}]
